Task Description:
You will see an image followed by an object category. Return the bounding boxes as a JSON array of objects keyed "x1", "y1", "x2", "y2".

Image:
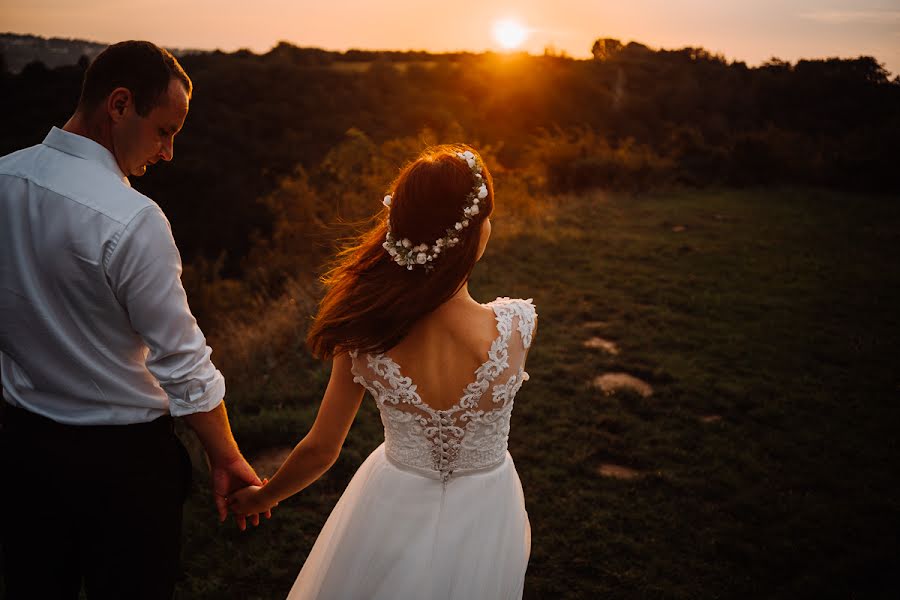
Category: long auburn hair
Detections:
[{"x1": 307, "y1": 144, "x2": 494, "y2": 359}]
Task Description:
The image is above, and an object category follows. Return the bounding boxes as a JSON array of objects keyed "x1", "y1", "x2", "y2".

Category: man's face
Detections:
[{"x1": 112, "y1": 78, "x2": 190, "y2": 177}]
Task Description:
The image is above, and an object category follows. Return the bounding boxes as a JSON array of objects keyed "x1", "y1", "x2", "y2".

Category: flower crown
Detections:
[{"x1": 381, "y1": 150, "x2": 488, "y2": 271}]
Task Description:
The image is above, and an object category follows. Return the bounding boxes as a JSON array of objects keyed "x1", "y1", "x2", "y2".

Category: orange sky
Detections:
[{"x1": 3, "y1": 0, "x2": 899, "y2": 75}]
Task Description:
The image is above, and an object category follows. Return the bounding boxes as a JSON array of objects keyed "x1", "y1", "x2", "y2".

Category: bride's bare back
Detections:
[{"x1": 383, "y1": 298, "x2": 501, "y2": 411}]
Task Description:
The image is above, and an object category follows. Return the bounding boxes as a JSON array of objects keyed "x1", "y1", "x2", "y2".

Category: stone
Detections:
[
  {"x1": 597, "y1": 463, "x2": 642, "y2": 480},
  {"x1": 593, "y1": 373, "x2": 653, "y2": 397},
  {"x1": 583, "y1": 337, "x2": 620, "y2": 355}
]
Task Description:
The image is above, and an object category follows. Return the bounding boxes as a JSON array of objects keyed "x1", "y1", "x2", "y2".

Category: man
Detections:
[{"x1": 0, "y1": 41, "x2": 263, "y2": 599}]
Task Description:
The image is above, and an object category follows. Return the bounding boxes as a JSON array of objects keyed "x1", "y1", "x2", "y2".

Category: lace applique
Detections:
[
  {"x1": 492, "y1": 297, "x2": 536, "y2": 349},
  {"x1": 349, "y1": 298, "x2": 537, "y2": 483}
]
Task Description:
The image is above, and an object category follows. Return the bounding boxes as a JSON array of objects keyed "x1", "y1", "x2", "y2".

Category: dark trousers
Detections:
[{"x1": 0, "y1": 404, "x2": 192, "y2": 600}]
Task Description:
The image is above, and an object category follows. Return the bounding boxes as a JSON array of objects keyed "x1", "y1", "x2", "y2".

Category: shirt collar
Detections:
[{"x1": 42, "y1": 127, "x2": 131, "y2": 187}]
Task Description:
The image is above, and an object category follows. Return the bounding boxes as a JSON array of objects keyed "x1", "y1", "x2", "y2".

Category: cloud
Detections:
[{"x1": 800, "y1": 10, "x2": 900, "y2": 25}]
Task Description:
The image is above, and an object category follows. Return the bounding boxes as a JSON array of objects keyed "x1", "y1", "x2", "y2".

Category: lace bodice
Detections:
[{"x1": 350, "y1": 297, "x2": 536, "y2": 483}]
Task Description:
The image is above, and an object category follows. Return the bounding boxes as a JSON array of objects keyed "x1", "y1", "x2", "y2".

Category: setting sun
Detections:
[{"x1": 492, "y1": 19, "x2": 528, "y2": 50}]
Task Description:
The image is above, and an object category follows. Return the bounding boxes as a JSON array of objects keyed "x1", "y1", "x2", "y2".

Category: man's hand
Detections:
[
  {"x1": 181, "y1": 402, "x2": 272, "y2": 531},
  {"x1": 210, "y1": 455, "x2": 268, "y2": 530}
]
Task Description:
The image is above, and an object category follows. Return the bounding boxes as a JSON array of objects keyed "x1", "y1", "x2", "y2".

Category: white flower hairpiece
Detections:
[{"x1": 382, "y1": 150, "x2": 488, "y2": 271}]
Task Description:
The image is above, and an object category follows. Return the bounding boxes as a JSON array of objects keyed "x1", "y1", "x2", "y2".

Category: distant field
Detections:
[
  {"x1": 329, "y1": 60, "x2": 439, "y2": 73},
  {"x1": 171, "y1": 187, "x2": 899, "y2": 598}
]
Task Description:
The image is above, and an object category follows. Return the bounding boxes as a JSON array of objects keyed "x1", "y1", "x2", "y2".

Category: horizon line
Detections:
[{"x1": 2, "y1": 30, "x2": 896, "y2": 76}]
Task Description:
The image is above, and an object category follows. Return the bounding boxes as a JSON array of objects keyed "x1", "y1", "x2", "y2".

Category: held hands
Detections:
[
  {"x1": 228, "y1": 480, "x2": 280, "y2": 516},
  {"x1": 210, "y1": 454, "x2": 273, "y2": 530},
  {"x1": 183, "y1": 402, "x2": 274, "y2": 531}
]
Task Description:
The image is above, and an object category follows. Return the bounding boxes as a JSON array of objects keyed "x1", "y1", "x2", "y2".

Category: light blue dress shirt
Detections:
[{"x1": 0, "y1": 127, "x2": 225, "y2": 425}]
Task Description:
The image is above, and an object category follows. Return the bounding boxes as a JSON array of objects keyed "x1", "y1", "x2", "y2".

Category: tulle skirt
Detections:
[{"x1": 286, "y1": 443, "x2": 530, "y2": 600}]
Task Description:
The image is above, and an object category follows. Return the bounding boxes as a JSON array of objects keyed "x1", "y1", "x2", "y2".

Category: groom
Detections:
[{"x1": 0, "y1": 41, "x2": 263, "y2": 599}]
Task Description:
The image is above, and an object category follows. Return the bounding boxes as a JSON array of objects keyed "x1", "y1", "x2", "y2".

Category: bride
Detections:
[{"x1": 229, "y1": 144, "x2": 538, "y2": 599}]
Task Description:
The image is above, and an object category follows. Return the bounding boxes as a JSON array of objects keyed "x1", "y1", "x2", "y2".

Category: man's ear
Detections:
[{"x1": 106, "y1": 87, "x2": 133, "y2": 123}]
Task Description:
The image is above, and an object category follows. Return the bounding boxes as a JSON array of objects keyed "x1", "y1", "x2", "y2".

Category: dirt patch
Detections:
[
  {"x1": 250, "y1": 446, "x2": 294, "y2": 478},
  {"x1": 597, "y1": 463, "x2": 642, "y2": 480},
  {"x1": 593, "y1": 373, "x2": 654, "y2": 397},
  {"x1": 583, "y1": 337, "x2": 620, "y2": 355}
]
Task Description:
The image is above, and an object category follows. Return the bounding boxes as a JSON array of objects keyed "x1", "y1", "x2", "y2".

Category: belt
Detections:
[{"x1": 384, "y1": 448, "x2": 507, "y2": 483}]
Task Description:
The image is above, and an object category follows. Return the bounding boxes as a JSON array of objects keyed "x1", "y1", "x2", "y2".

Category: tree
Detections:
[
  {"x1": 20, "y1": 60, "x2": 49, "y2": 80},
  {"x1": 591, "y1": 38, "x2": 623, "y2": 61}
]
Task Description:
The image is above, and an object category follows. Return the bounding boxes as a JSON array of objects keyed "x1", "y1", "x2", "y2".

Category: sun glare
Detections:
[{"x1": 492, "y1": 19, "x2": 528, "y2": 50}]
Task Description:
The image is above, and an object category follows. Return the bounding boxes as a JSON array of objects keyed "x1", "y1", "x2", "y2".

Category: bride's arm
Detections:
[{"x1": 228, "y1": 352, "x2": 365, "y2": 514}]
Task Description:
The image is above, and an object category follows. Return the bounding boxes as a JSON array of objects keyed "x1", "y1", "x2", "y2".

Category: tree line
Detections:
[{"x1": 2, "y1": 39, "x2": 898, "y2": 277}]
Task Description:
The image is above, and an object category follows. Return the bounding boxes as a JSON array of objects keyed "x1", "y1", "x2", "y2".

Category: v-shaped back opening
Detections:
[
  {"x1": 376, "y1": 301, "x2": 507, "y2": 413},
  {"x1": 347, "y1": 297, "x2": 535, "y2": 478}
]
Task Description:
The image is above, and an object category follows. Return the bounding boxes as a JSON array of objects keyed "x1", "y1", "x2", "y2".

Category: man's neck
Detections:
[{"x1": 62, "y1": 112, "x2": 115, "y2": 156}]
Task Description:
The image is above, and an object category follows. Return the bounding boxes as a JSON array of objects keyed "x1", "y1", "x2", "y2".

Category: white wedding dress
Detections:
[{"x1": 286, "y1": 297, "x2": 537, "y2": 600}]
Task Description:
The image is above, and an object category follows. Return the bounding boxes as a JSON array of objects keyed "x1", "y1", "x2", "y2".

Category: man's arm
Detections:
[
  {"x1": 105, "y1": 206, "x2": 225, "y2": 416},
  {"x1": 105, "y1": 204, "x2": 262, "y2": 528},
  {"x1": 182, "y1": 401, "x2": 264, "y2": 530}
]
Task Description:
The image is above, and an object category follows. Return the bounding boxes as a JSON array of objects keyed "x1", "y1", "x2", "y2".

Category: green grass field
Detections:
[{"x1": 175, "y1": 187, "x2": 900, "y2": 599}]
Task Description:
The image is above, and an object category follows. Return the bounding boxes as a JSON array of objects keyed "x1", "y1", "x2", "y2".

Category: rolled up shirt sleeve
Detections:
[{"x1": 105, "y1": 205, "x2": 225, "y2": 416}]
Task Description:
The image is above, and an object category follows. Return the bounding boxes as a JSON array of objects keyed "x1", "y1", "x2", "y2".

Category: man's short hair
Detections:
[{"x1": 78, "y1": 41, "x2": 192, "y2": 117}]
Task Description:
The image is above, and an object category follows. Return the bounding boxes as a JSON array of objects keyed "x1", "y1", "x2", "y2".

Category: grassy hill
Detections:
[{"x1": 174, "y1": 186, "x2": 900, "y2": 599}]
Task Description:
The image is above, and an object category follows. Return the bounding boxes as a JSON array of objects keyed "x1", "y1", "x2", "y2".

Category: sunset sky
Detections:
[{"x1": 3, "y1": 0, "x2": 900, "y2": 75}]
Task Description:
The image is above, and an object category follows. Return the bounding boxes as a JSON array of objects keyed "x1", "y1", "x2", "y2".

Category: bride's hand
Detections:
[{"x1": 228, "y1": 479, "x2": 279, "y2": 516}]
